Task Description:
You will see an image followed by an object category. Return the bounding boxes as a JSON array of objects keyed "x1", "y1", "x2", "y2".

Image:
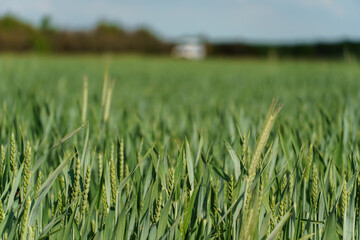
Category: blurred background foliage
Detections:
[{"x1": 0, "y1": 14, "x2": 360, "y2": 59}]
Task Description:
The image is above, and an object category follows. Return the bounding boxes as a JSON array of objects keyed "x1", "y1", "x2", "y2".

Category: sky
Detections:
[{"x1": 1, "y1": 0, "x2": 360, "y2": 43}]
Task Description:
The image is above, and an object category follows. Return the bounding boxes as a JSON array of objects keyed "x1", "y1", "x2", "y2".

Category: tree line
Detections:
[
  {"x1": 0, "y1": 15, "x2": 359, "y2": 59},
  {"x1": 0, "y1": 15, "x2": 171, "y2": 53}
]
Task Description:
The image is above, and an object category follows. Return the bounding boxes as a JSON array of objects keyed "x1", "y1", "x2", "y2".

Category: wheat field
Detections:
[{"x1": 0, "y1": 55, "x2": 360, "y2": 239}]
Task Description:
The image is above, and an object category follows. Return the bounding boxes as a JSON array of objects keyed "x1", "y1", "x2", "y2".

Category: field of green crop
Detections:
[{"x1": 0, "y1": 55, "x2": 360, "y2": 239}]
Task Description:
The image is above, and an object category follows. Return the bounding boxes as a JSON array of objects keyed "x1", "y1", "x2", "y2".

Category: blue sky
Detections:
[{"x1": 1, "y1": 0, "x2": 360, "y2": 43}]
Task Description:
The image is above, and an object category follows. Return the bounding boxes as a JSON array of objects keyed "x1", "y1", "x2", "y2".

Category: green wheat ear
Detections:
[
  {"x1": 270, "y1": 194, "x2": 277, "y2": 233},
  {"x1": 57, "y1": 190, "x2": 63, "y2": 214},
  {"x1": 179, "y1": 221, "x2": 183, "y2": 236},
  {"x1": 227, "y1": 174, "x2": 234, "y2": 206},
  {"x1": 311, "y1": 164, "x2": 319, "y2": 212},
  {"x1": 166, "y1": 167, "x2": 174, "y2": 199},
  {"x1": 241, "y1": 100, "x2": 282, "y2": 239},
  {"x1": 34, "y1": 171, "x2": 42, "y2": 201},
  {"x1": 0, "y1": 198, "x2": 5, "y2": 223},
  {"x1": 118, "y1": 138, "x2": 124, "y2": 181},
  {"x1": 23, "y1": 141, "x2": 32, "y2": 197},
  {"x1": 82, "y1": 164, "x2": 91, "y2": 216},
  {"x1": 91, "y1": 219, "x2": 96, "y2": 234},
  {"x1": 289, "y1": 171, "x2": 294, "y2": 203},
  {"x1": 109, "y1": 143, "x2": 117, "y2": 207},
  {"x1": 0, "y1": 144, "x2": 5, "y2": 175},
  {"x1": 279, "y1": 173, "x2": 288, "y2": 218},
  {"x1": 10, "y1": 132, "x2": 17, "y2": 175},
  {"x1": 72, "y1": 157, "x2": 81, "y2": 206},
  {"x1": 340, "y1": 177, "x2": 348, "y2": 219},
  {"x1": 214, "y1": 179, "x2": 220, "y2": 215},
  {"x1": 20, "y1": 197, "x2": 31, "y2": 240},
  {"x1": 248, "y1": 100, "x2": 282, "y2": 185},
  {"x1": 98, "y1": 153, "x2": 103, "y2": 184},
  {"x1": 59, "y1": 175, "x2": 65, "y2": 190},
  {"x1": 102, "y1": 184, "x2": 108, "y2": 218},
  {"x1": 152, "y1": 194, "x2": 162, "y2": 224}
]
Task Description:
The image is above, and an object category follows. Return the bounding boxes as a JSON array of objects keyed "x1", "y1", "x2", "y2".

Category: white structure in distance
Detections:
[{"x1": 172, "y1": 37, "x2": 206, "y2": 60}]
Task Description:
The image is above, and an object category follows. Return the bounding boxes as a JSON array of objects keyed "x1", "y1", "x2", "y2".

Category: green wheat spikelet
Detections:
[
  {"x1": 109, "y1": 143, "x2": 117, "y2": 206},
  {"x1": 23, "y1": 141, "x2": 32, "y2": 197},
  {"x1": 59, "y1": 175, "x2": 65, "y2": 190},
  {"x1": 248, "y1": 101, "x2": 281, "y2": 185},
  {"x1": 75, "y1": 211, "x2": 80, "y2": 227},
  {"x1": 20, "y1": 197, "x2": 31, "y2": 240},
  {"x1": 311, "y1": 164, "x2": 319, "y2": 211},
  {"x1": 289, "y1": 171, "x2": 294, "y2": 203},
  {"x1": 57, "y1": 190, "x2": 63, "y2": 214},
  {"x1": 340, "y1": 177, "x2": 348, "y2": 219},
  {"x1": 81, "y1": 165, "x2": 91, "y2": 216},
  {"x1": 215, "y1": 179, "x2": 220, "y2": 214},
  {"x1": 102, "y1": 184, "x2": 108, "y2": 218},
  {"x1": 71, "y1": 157, "x2": 81, "y2": 209},
  {"x1": 35, "y1": 220, "x2": 39, "y2": 236},
  {"x1": 34, "y1": 171, "x2": 42, "y2": 200},
  {"x1": 139, "y1": 200, "x2": 143, "y2": 218},
  {"x1": 0, "y1": 144, "x2": 5, "y2": 174},
  {"x1": 227, "y1": 175, "x2": 234, "y2": 206},
  {"x1": 243, "y1": 208, "x2": 254, "y2": 239},
  {"x1": 179, "y1": 221, "x2": 183, "y2": 236},
  {"x1": 279, "y1": 173, "x2": 288, "y2": 218},
  {"x1": 59, "y1": 176, "x2": 66, "y2": 206},
  {"x1": 74, "y1": 158, "x2": 81, "y2": 198},
  {"x1": 98, "y1": 153, "x2": 103, "y2": 184},
  {"x1": 166, "y1": 167, "x2": 174, "y2": 198},
  {"x1": 152, "y1": 194, "x2": 162, "y2": 224},
  {"x1": 241, "y1": 100, "x2": 282, "y2": 238},
  {"x1": 10, "y1": 132, "x2": 17, "y2": 175},
  {"x1": 91, "y1": 220, "x2": 96, "y2": 234},
  {"x1": 270, "y1": 194, "x2": 277, "y2": 232},
  {"x1": 118, "y1": 138, "x2": 124, "y2": 181},
  {"x1": 216, "y1": 223, "x2": 223, "y2": 240},
  {"x1": 0, "y1": 198, "x2": 4, "y2": 223}
]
